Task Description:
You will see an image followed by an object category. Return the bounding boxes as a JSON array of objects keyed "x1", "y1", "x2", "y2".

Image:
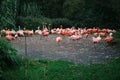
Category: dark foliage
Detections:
[
  {"x1": 0, "y1": 0, "x2": 120, "y2": 29},
  {"x1": 0, "y1": 38, "x2": 20, "y2": 69},
  {"x1": 16, "y1": 16, "x2": 73, "y2": 29}
]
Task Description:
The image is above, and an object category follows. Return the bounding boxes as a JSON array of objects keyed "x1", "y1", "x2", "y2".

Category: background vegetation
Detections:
[{"x1": 0, "y1": 0, "x2": 120, "y2": 29}]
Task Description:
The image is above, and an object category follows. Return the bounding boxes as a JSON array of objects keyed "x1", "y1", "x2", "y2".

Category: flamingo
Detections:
[
  {"x1": 56, "y1": 36, "x2": 62, "y2": 43},
  {"x1": 18, "y1": 26, "x2": 21, "y2": 30},
  {"x1": 101, "y1": 29, "x2": 107, "y2": 33},
  {"x1": 56, "y1": 36, "x2": 62, "y2": 52},
  {"x1": 5, "y1": 30, "x2": 11, "y2": 35},
  {"x1": 93, "y1": 33, "x2": 99, "y2": 37},
  {"x1": 42, "y1": 27, "x2": 50, "y2": 40},
  {"x1": 48, "y1": 24, "x2": 51, "y2": 32},
  {"x1": 85, "y1": 33, "x2": 89, "y2": 38},
  {"x1": 87, "y1": 28, "x2": 92, "y2": 33},
  {"x1": 59, "y1": 28, "x2": 65, "y2": 36},
  {"x1": 5, "y1": 34, "x2": 16, "y2": 41},
  {"x1": 65, "y1": 30, "x2": 72, "y2": 36},
  {"x1": 17, "y1": 30, "x2": 24, "y2": 37},
  {"x1": 68, "y1": 33, "x2": 82, "y2": 46},
  {"x1": 10, "y1": 29, "x2": 17, "y2": 36},
  {"x1": 23, "y1": 29, "x2": 34, "y2": 36},
  {"x1": 92, "y1": 27, "x2": 98, "y2": 33},
  {"x1": 42, "y1": 22, "x2": 45, "y2": 30},
  {"x1": 51, "y1": 28, "x2": 57, "y2": 34},
  {"x1": 104, "y1": 33, "x2": 113, "y2": 43},
  {"x1": 35, "y1": 27, "x2": 43, "y2": 39},
  {"x1": 92, "y1": 34, "x2": 101, "y2": 44},
  {"x1": 27, "y1": 30, "x2": 34, "y2": 36},
  {"x1": 35, "y1": 27, "x2": 42, "y2": 35},
  {"x1": 100, "y1": 32, "x2": 107, "y2": 37},
  {"x1": 1, "y1": 29, "x2": 6, "y2": 34},
  {"x1": 92, "y1": 34, "x2": 102, "y2": 53},
  {"x1": 42, "y1": 31, "x2": 49, "y2": 36},
  {"x1": 68, "y1": 32, "x2": 82, "y2": 51}
]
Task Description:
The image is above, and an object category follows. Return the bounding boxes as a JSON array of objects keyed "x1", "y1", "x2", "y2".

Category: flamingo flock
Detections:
[{"x1": 0, "y1": 25, "x2": 116, "y2": 44}]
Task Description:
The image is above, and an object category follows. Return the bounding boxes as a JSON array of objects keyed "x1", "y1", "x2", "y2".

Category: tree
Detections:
[
  {"x1": 0, "y1": 0, "x2": 18, "y2": 29},
  {"x1": 63, "y1": 0, "x2": 85, "y2": 20}
]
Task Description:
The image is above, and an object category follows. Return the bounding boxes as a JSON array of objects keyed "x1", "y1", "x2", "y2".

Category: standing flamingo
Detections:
[
  {"x1": 56, "y1": 36, "x2": 62, "y2": 43},
  {"x1": 92, "y1": 35, "x2": 101, "y2": 44},
  {"x1": 92, "y1": 34, "x2": 102, "y2": 52},
  {"x1": 104, "y1": 33, "x2": 113, "y2": 43},
  {"x1": 51, "y1": 28, "x2": 57, "y2": 34},
  {"x1": 56, "y1": 36, "x2": 62, "y2": 50},
  {"x1": 42, "y1": 27, "x2": 49, "y2": 40}
]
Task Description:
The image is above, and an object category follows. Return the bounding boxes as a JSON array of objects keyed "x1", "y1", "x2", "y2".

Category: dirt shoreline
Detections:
[{"x1": 11, "y1": 35, "x2": 120, "y2": 64}]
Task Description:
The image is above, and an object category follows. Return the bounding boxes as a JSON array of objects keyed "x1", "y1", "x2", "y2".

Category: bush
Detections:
[
  {"x1": 16, "y1": 16, "x2": 74, "y2": 30},
  {"x1": 16, "y1": 16, "x2": 52, "y2": 30},
  {"x1": 0, "y1": 38, "x2": 20, "y2": 70},
  {"x1": 52, "y1": 18, "x2": 73, "y2": 28},
  {"x1": 0, "y1": 67, "x2": 3, "y2": 80},
  {"x1": 112, "y1": 30, "x2": 120, "y2": 44}
]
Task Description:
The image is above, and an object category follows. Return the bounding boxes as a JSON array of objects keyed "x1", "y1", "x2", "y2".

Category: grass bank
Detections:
[{"x1": 2, "y1": 57, "x2": 120, "y2": 80}]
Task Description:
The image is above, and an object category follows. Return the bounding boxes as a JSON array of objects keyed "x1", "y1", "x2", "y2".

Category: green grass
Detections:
[{"x1": 2, "y1": 58, "x2": 120, "y2": 80}]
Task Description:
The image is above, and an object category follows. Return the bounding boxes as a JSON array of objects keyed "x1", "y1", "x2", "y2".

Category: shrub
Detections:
[
  {"x1": 16, "y1": 16, "x2": 52, "y2": 30},
  {"x1": 0, "y1": 38, "x2": 20, "y2": 70},
  {"x1": 0, "y1": 67, "x2": 3, "y2": 79},
  {"x1": 52, "y1": 18, "x2": 73, "y2": 28},
  {"x1": 16, "y1": 16, "x2": 74, "y2": 30}
]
